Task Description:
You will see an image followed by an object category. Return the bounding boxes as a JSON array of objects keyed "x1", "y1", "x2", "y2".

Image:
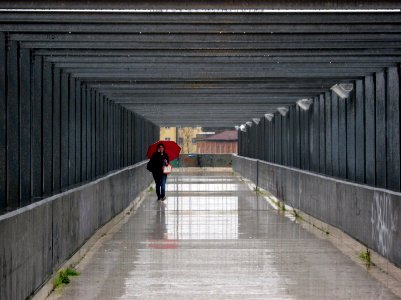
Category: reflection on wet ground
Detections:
[
  {"x1": 166, "y1": 183, "x2": 240, "y2": 192},
  {"x1": 50, "y1": 170, "x2": 399, "y2": 299},
  {"x1": 164, "y1": 196, "x2": 239, "y2": 240}
]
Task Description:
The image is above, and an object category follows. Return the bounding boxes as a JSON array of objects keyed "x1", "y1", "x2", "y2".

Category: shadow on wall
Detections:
[{"x1": 172, "y1": 154, "x2": 233, "y2": 168}]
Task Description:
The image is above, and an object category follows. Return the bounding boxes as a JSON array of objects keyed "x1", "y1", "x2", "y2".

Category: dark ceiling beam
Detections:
[
  {"x1": 123, "y1": 102, "x2": 305, "y2": 110},
  {"x1": 2, "y1": 23, "x2": 401, "y2": 33},
  {"x1": 44, "y1": 55, "x2": 401, "y2": 64},
  {"x1": 86, "y1": 82, "x2": 337, "y2": 92},
  {"x1": 121, "y1": 109, "x2": 295, "y2": 117},
  {"x1": 99, "y1": 89, "x2": 327, "y2": 95},
  {"x1": 125, "y1": 106, "x2": 278, "y2": 113},
  {"x1": 2, "y1": 12, "x2": 401, "y2": 24},
  {"x1": 98, "y1": 89, "x2": 326, "y2": 105},
  {"x1": 66, "y1": 70, "x2": 370, "y2": 79},
  {"x1": 86, "y1": 80, "x2": 335, "y2": 87},
  {"x1": 34, "y1": 48, "x2": 401, "y2": 57},
  {"x1": 122, "y1": 103, "x2": 279, "y2": 110},
  {"x1": 131, "y1": 118, "x2": 280, "y2": 127},
  {"x1": 0, "y1": 1, "x2": 399, "y2": 9},
  {"x1": 112, "y1": 98, "x2": 301, "y2": 104},
  {"x1": 123, "y1": 110, "x2": 278, "y2": 114},
  {"x1": 11, "y1": 33, "x2": 401, "y2": 42},
  {"x1": 60, "y1": 65, "x2": 378, "y2": 75},
  {"x1": 22, "y1": 41, "x2": 401, "y2": 50},
  {"x1": 99, "y1": 89, "x2": 330, "y2": 96},
  {"x1": 124, "y1": 116, "x2": 281, "y2": 122},
  {"x1": 70, "y1": 75, "x2": 366, "y2": 82},
  {"x1": 52, "y1": 62, "x2": 392, "y2": 70}
]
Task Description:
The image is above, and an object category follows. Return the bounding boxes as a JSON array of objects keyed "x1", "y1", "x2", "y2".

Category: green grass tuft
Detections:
[
  {"x1": 359, "y1": 248, "x2": 372, "y2": 267},
  {"x1": 54, "y1": 270, "x2": 69, "y2": 288},
  {"x1": 65, "y1": 267, "x2": 80, "y2": 277},
  {"x1": 54, "y1": 268, "x2": 80, "y2": 289}
]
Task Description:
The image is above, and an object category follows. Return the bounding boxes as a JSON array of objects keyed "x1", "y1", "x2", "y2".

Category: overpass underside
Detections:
[{"x1": 0, "y1": 1, "x2": 401, "y2": 299}]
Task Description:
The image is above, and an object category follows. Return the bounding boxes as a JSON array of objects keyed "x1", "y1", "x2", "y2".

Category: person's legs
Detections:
[
  {"x1": 160, "y1": 175, "x2": 167, "y2": 199},
  {"x1": 153, "y1": 173, "x2": 161, "y2": 199}
]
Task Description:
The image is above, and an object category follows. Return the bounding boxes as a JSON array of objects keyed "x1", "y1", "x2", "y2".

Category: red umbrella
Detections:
[{"x1": 146, "y1": 140, "x2": 181, "y2": 161}]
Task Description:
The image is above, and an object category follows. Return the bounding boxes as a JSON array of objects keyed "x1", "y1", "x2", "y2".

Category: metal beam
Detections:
[
  {"x1": 2, "y1": 22, "x2": 401, "y2": 33},
  {"x1": 34, "y1": 48, "x2": 401, "y2": 57},
  {"x1": 2, "y1": 12, "x2": 401, "y2": 24},
  {"x1": 0, "y1": 1, "x2": 400, "y2": 9}
]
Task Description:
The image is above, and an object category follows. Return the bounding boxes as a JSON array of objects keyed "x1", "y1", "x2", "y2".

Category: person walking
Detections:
[{"x1": 148, "y1": 143, "x2": 170, "y2": 201}]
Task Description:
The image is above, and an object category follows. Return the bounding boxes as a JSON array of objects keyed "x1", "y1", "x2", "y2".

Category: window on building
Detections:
[
  {"x1": 178, "y1": 137, "x2": 183, "y2": 144},
  {"x1": 192, "y1": 138, "x2": 196, "y2": 144}
]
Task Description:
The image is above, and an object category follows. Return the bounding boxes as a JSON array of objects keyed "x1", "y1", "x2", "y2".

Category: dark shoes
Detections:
[{"x1": 162, "y1": 196, "x2": 166, "y2": 201}]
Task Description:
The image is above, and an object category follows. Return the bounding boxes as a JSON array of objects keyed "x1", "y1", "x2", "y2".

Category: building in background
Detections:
[
  {"x1": 195, "y1": 132, "x2": 215, "y2": 141},
  {"x1": 197, "y1": 130, "x2": 238, "y2": 154},
  {"x1": 178, "y1": 127, "x2": 203, "y2": 153},
  {"x1": 160, "y1": 127, "x2": 177, "y2": 142},
  {"x1": 159, "y1": 126, "x2": 203, "y2": 154}
]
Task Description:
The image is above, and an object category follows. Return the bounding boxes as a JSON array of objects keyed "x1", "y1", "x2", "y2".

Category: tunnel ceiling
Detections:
[{"x1": 1, "y1": 1, "x2": 401, "y2": 127}]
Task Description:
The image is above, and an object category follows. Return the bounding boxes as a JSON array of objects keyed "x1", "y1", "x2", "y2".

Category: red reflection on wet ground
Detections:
[{"x1": 146, "y1": 239, "x2": 179, "y2": 249}]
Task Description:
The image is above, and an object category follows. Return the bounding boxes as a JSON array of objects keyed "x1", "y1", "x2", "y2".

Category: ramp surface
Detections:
[{"x1": 50, "y1": 170, "x2": 399, "y2": 299}]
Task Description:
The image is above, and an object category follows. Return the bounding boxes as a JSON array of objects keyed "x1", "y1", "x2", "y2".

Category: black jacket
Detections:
[{"x1": 149, "y1": 152, "x2": 169, "y2": 177}]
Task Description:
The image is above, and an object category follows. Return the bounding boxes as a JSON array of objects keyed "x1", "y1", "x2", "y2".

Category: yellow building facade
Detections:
[
  {"x1": 159, "y1": 127, "x2": 203, "y2": 154},
  {"x1": 160, "y1": 127, "x2": 177, "y2": 142}
]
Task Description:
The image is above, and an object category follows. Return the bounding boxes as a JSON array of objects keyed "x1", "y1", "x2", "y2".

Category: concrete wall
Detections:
[
  {"x1": 0, "y1": 161, "x2": 152, "y2": 300},
  {"x1": 239, "y1": 66, "x2": 401, "y2": 193},
  {"x1": 233, "y1": 155, "x2": 401, "y2": 268},
  {"x1": 173, "y1": 154, "x2": 233, "y2": 168}
]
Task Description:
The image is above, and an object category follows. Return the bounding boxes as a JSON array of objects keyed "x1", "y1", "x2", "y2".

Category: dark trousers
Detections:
[{"x1": 153, "y1": 174, "x2": 167, "y2": 199}]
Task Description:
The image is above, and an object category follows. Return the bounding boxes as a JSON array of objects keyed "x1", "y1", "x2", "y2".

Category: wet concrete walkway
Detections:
[{"x1": 50, "y1": 170, "x2": 399, "y2": 299}]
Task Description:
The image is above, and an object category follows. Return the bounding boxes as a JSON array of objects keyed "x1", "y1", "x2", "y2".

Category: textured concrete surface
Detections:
[
  {"x1": 233, "y1": 155, "x2": 401, "y2": 268},
  {"x1": 49, "y1": 170, "x2": 398, "y2": 299},
  {"x1": 0, "y1": 161, "x2": 152, "y2": 300}
]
